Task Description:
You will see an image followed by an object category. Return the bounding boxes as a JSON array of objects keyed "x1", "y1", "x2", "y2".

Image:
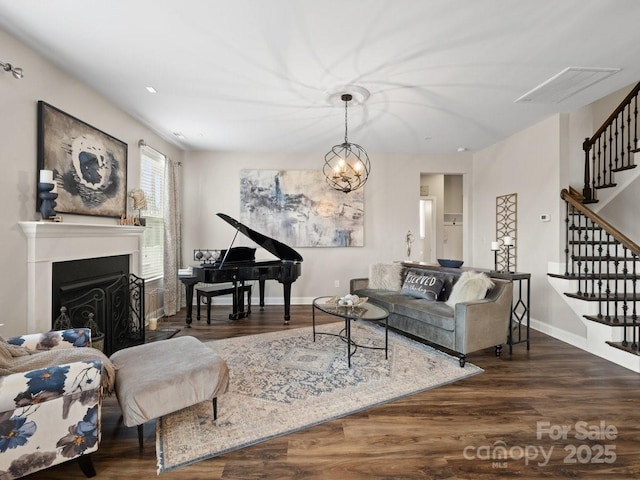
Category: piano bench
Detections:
[{"x1": 196, "y1": 284, "x2": 253, "y2": 324}]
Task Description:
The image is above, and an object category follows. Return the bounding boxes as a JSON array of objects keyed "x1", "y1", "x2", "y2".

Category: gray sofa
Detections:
[{"x1": 350, "y1": 263, "x2": 513, "y2": 366}]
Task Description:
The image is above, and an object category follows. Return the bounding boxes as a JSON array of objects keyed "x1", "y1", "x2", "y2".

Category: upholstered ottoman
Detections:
[{"x1": 110, "y1": 335, "x2": 229, "y2": 447}]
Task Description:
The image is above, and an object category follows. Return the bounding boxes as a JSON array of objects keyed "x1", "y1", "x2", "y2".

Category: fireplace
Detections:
[
  {"x1": 19, "y1": 221, "x2": 145, "y2": 337},
  {"x1": 51, "y1": 255, "x2": 145, "y2": 356}
]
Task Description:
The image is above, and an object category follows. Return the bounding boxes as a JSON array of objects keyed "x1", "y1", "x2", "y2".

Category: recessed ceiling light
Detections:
[
  {"x1": 145, "y1": 86, "x2": 157, "y2": 93},
  {"x1": 457, "y1": 147, "x2": 468, "y2": 152}
]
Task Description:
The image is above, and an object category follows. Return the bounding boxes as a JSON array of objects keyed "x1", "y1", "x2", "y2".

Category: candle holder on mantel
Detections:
[{"x1": 38, "y1": 182, "x2": 58, "y2": 220}]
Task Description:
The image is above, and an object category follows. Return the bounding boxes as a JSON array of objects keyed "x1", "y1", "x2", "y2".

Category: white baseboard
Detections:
[{"x1": 529, "y1": 317, "x2": 587, "y2": 350}]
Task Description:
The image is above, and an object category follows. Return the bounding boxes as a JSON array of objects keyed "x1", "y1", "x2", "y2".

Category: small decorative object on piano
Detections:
[
  {"x1": 326, "y1": 294, "x2": 368, "y2": 307},
  {"x1": 194, "y1": 249, "x2": 221, "y2": 266}
]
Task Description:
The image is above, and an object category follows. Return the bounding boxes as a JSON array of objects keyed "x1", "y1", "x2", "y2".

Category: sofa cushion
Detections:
[
  {"x1": 368, "y1": 263, "x2": 403, "y2": 290},
  {"x1": 445, "y1": 271, "x2": 494, "y2": 307},
  {"x1": 351, "y1": 288, "x2": 408, "y2": 313},
  {"x1": 393, "y1": 297, "x2": 455, "y2": 331},
  {"x1": 400, "y1": 269, "x2": 445, "y2": 300}
]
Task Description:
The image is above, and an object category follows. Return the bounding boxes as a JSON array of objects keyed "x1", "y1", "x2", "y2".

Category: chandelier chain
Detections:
[{"x1": 344, "y1": 99, "x2": 349, "y2": 144}]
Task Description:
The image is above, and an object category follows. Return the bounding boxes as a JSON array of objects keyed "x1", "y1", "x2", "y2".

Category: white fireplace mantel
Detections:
[{"x1": 19, "y1": 221, "x2": 145, "y2": 333}]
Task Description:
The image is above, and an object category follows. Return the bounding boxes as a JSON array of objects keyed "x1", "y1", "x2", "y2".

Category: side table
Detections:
[{"x1": 487, "y1": 271, "x2": 531, "y2": 354}]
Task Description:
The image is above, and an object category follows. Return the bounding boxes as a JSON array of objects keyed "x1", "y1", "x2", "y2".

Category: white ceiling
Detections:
[{"x1": 1, "y1": 0, "x2": 640, "y2": 154}]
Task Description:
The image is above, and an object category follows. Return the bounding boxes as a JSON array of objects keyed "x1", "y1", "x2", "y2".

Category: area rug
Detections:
[{"x1": 156, "y1": 321, "x2": 482, "y2": 474}]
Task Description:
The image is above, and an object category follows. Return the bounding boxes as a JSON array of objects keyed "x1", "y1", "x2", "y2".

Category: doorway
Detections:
[
  {"x1": 420, "y1": 197, "x2": 437, "y2": 263},
  {"x1": 419, "y1": 174, "x2": 464, "y2": 263}
]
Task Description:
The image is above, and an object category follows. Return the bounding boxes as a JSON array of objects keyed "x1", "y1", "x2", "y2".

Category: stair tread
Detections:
[
  {"x1": 568, "y1": 240, "x2": 618, "y2": 245},
  {"x1": 566, "y1": 292, "x2": 640, "y2": 301},
  {"x1": 571, "y1": 255, "x2": 636, "y2": 261},
  {"x1": 584, "y1": 315, "x2": 638, "y2": 326},
  {"x1": 606, "y1": 341, "x2": 640, "y2": 355},
  {"x1": 548, "y1": 273, "x2": 640, "y2": 280},
  {"x1": 611, "y1": 164, "x2": 637, "y2": 172}
]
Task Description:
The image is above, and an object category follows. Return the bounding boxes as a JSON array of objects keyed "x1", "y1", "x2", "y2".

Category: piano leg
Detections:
[
  {"x1": 283, "y1": 281, "x2": 292, "y2": 325},
  {"x1": 259, "y1": 278, "x2": 266, "y2": 310},
  {"x1": 181, "y1": 278, "x2": 197, "y2": 328}
]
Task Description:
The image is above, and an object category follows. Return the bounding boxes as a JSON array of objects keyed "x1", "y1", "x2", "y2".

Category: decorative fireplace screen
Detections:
[{"x1": 53, "y1": 273, "x2": 145, "y2": 356}]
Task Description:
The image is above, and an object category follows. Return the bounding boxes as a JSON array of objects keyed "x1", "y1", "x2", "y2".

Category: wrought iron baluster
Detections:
[
  {"x1": 576, "y1": 213, "x2": 584, "y2": 295},
  {"x1": 633, "y1": 254, "x2": 638, "y2": 351},
  {"x1": 591, "y1": 142, "x2": 597, "y2": 195},
  {"x1": 564, "y1": 200, "x2": 570, "y2": 276},
  {"x1": 570, "y1": 206, "x2": 578, "y2": 277},
  {"x1": 614, "y1": 116, "x2": 620, "y2": 170},
  {"x1": 627, "y1": 103, "x2": 632, "y2": 167},
  {"x1": 620, "y1": 107, "x2": 626, "y2": 167},
  {"x1": 621, "y1": 246, "x2": 628, "y2": 327},
  {"x1": 604, "y1": 125, "x2": 611, "y2": 185},
  {"x1": 634, "y1": 94, "x2": 638, "y2": 152},
  {"x1": 597, "y1": 137, "x2": 603, "y2": 188},
  {"x1": 597, "y1": 226, "x2": 604, "y2": 319},
  {"x1": 613, "y1": 241, "x2": 620, "y2": 323},
  {"x1": 605, "y1": 234, "x2": 612, "y2": 321},
  {"x1": 590, "y1": 221, "x2": 596, "y2": 297}
]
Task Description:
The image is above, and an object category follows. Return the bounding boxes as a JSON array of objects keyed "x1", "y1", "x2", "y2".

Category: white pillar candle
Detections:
[
  {"x1": 491, "y1": 241, "x2": 500, "y2": 251},
  {"x1": 39, "y1": 169, "x2": 53, "y2": 184},
  {"x1": 503, "y1": 236, "x2": 513, "y2": 246}
]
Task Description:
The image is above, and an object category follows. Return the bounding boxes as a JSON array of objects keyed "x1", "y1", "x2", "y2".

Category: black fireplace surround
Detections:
[{"x1": 51, "y1": 255, "x2": 145, "y2": 356}]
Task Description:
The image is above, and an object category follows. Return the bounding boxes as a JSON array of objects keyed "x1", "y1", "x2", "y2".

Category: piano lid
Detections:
[{"x1": 217, "y1": 213, "x2": 303, "y2": 262}]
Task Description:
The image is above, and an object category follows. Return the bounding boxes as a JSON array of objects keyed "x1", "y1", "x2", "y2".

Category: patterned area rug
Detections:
[{"x1": 156, "y1": 321, "x2": 482, "y2": 474}]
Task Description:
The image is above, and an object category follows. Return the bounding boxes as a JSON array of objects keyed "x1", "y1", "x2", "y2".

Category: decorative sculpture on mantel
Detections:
[{"x1": 129, "y1": 189, "x2": 147, "y2": 226}]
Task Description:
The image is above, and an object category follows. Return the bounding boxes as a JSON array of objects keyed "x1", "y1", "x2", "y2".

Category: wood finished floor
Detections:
[{"x1": 27, "y1": 305, "x2": 640, "y2": 480}]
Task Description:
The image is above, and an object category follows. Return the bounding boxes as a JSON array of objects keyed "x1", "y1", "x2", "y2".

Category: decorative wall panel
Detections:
[{"x1": 496, "y1": 193, "x2": 517, "y2": 272}]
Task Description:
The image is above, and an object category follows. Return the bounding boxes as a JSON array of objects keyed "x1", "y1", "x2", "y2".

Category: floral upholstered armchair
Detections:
[{"x1": 0, "y1": 328, "x2": 109, "y2": 479}]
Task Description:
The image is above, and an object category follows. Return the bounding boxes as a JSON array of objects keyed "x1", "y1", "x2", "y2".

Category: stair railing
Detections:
[
  {"x1": 561, "y1": 188, "x2": 639, "y2": 352},
  {"x1": 582, "y1": 82, "x2": 640, "y2": 203}
]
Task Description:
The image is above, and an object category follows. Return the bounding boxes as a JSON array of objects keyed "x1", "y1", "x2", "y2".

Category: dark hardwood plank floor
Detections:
[{"x1": 26, "y1": 305, "x2": 640, "y2": 479}]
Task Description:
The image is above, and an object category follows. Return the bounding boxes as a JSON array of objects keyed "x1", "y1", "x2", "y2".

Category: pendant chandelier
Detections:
[{"x1": 323, "y1": 93, "x2": 371, "y2": 193}]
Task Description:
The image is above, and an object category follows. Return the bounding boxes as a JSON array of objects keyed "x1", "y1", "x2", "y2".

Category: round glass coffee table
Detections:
[{"x1": 312, "y1": 296, "x2": 390, "y2": 368}]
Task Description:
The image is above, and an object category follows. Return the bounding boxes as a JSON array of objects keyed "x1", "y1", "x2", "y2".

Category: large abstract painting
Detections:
[
  {"x1": 240, "y1": 170, "x2": 364, "y2": 247},
  {"x1": 37, "y1": 101, "x2": 127, "y2": 218}
]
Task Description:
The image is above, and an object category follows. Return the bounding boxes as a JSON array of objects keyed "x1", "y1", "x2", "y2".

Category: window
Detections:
[{"x1": 140, "y1": 146, "x2": 165, "y2": 280}]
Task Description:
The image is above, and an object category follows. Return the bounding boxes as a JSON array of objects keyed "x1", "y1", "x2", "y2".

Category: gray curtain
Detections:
[{"x1": 163, "y1": 158, "x2": 183, "y2": 316}]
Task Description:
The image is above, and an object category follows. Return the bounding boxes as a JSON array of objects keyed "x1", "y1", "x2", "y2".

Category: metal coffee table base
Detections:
[{"x1": 312, "y1": 298, "x2": 389, "y2": 368}]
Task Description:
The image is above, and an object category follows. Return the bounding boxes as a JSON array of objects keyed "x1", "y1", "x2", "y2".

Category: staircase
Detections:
[{"x1": 550, "y1": 82, "x2": 640, "y2": 372}]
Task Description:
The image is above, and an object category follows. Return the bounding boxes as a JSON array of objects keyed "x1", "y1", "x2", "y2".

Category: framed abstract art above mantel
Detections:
[
  {"x1": 37, "y1": 101, "x2": 128, "y2": 218},
  {"x1": 240, "y1": 169, "x2": 364, "y2": 247}
]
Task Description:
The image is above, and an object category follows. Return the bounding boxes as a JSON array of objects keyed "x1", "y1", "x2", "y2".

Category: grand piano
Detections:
[{"x1": 178, "y1": 213, "x2": 303, "y2": 327}]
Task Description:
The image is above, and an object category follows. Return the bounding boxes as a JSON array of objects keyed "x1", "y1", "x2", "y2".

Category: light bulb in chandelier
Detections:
[{"x1": 323, "y1": 93, "x2": 371, "y2": 193}]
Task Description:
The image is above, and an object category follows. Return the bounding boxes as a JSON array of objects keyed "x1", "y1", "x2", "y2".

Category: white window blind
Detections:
[{"x1": 140, "y1": 146, "x2": 165, "y2": 281}]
